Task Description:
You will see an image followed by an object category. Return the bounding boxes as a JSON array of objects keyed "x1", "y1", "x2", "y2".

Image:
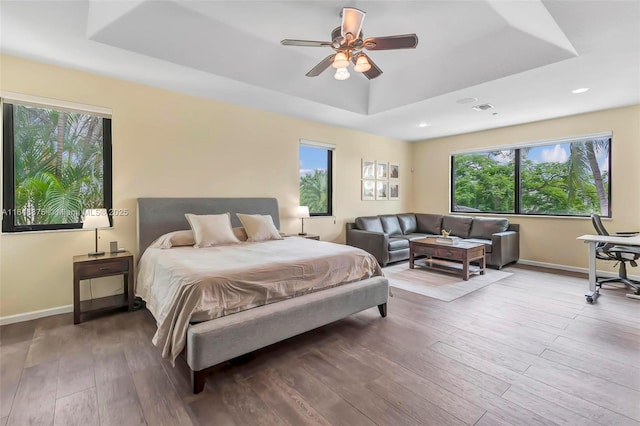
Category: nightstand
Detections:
[{"x1": 73, "y1": 250, "x2": 134, "y2": 324}]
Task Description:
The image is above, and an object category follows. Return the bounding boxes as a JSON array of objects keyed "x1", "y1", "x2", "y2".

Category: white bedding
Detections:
[{"x1": 136, "y1": 237, "x2": 383, "y2": 361}]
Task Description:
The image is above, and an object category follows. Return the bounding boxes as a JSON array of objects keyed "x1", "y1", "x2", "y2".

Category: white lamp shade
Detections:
[
  {"x1": 82, "y1": 208, "x2": 110, "y2": 229},
  {"x1": 297, "y1": 206, "x2": 310, "y2": 218},
  {"x1": 334, "y1": 67, "x2": 350, "y2": 81},
  {"x1": 354, "y1": 55, "x2": 371, "y2": 73},
  {"x1": 331, "y1": 52, "x2": 349, "y2": 69}
]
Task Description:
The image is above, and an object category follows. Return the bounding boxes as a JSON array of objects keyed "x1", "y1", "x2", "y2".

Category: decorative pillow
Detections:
[
  {"x1": 236, "y1": 213, "x2": 283, "y2": 242},
  {"x1": 150, "y1": 230, "x2": 195, "y2": 249},
  {"x1": 184, "y1": 213, "x2": 240, "y2": 247},
  {"x1": 233, "y1": 227, "x2": 248, "y2": 242}
]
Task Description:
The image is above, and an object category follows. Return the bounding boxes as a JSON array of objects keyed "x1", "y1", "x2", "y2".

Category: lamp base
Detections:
[
  {"x1": 88, "y1": 251, "x2": 105, "y2": 256},
  {"x1": 298, "y1": 232, "x2": 307, "y2": 236}
]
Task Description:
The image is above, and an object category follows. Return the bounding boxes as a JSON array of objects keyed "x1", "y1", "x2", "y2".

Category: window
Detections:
[
  {"x1": 2, "y1": 100, "x2": 112, "y2": 232},
  {"x1": 299, "y1": 141, "x2": 333, "y2": 216},
  {"x1": 451, "y1": 135, "x2": 611, "y2": 217}
]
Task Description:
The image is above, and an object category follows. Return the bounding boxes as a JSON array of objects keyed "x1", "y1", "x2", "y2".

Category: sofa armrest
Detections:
[
  {"x1": 346, "y1": 229, "x2": 389, "y2": 266},
  {"x1": 490, "y1": 230, "x2": 519, "y2": 269}
]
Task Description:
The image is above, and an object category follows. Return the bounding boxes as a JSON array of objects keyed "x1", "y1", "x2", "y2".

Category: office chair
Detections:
[{"x1": 590, "y1": 214, "x2": 640, "y2": 296}]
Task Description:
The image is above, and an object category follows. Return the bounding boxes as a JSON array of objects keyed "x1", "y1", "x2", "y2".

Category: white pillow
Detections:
[
  {"x1": 185, "y1": 213, "x2": 240, "y2": 247},
  {"x1": 150, "y1": 230, "x2": 195, "y2": 249},
  {"x1": 236, "y1": 214, "x2": 283, "y2": 242}
]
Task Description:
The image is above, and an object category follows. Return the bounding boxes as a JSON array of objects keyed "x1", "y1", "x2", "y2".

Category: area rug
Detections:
[{"x1": 384, "y1": 262, "x2": 512, "y2": 302}]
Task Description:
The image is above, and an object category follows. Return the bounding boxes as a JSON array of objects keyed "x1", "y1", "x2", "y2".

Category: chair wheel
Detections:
[{"x1": 586, "y1": 296, "x2": 594, "y2": 304}]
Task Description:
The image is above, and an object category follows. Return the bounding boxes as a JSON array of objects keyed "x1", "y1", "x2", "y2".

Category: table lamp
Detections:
[
  {"x1": 297, "y1": 206, "x2": 310, "y2": 236},
  {"x1": 82, "y1": 208, "x2": 110, "y2": 256}
]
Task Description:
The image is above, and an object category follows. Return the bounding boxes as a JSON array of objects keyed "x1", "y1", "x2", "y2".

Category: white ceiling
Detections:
[{"x1": 1, "y1": 0, "x2": 639, "y2": 141}]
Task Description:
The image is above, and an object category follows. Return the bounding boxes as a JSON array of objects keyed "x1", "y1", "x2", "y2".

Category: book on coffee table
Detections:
[{"x1": 435, "y1": 236, "x2": 460, "y2": 245}]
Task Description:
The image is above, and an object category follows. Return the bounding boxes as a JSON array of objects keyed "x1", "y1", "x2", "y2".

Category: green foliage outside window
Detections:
[
  {"x1": 300, "y1": 170, "x2": 329, "y2": 214},
  {"x1": 4, "y1": 103, "x2": 110, "y2": 229},
  {"x1": 452, "y1": 138, "x2": 610, "y2": 217}
]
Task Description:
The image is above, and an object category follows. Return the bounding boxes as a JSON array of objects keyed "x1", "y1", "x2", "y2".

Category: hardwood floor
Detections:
[{"x1": 1, "y1": 265, "x2": 639, "y2": 425}]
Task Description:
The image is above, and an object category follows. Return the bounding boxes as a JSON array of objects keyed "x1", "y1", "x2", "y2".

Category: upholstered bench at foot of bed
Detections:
[{"x1": 187, "y1": 276, "x2": 389, "y2": 393}]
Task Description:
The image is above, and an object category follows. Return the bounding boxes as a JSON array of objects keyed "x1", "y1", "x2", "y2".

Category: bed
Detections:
[{"x1": 136, "y1": 197, "x2": 389, "y2": 393}]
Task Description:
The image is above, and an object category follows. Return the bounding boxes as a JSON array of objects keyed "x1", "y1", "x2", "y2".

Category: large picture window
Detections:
[
  {"x1": 2, "y1": 100, "x2": 112, "y2": 232},
  {"x1": 451, "y1": 135, "x2": 611, "y2": 217},
  {"x1": 299, "y1": 141, "x2": 333, "y2": 216}
]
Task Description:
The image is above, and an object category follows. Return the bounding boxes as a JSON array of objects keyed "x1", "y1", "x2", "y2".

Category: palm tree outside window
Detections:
[
  {"x1": 299, "y1": 141, "x2": 334, "y2": 216},
  {"x1": 451, "y1": 134, "x2": 611, "y2": 217},
  {"x1": 2, "y1": 100, "x2": 113, "y2": 232}
]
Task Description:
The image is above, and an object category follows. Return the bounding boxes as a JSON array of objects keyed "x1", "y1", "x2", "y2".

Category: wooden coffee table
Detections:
[{"x1": 409, "y1": 238, "x2": 486, "y2": 281}]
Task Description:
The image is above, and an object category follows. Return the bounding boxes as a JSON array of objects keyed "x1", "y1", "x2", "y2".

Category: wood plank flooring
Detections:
[{"x1": 1, "y1": 264, "x2": 639, "y2": 425}]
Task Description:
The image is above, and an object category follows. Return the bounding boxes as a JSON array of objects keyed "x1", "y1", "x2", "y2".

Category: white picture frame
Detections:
[
  {"x1": 389, "y1": 183, "x2": 399, "y2": 200},
  {"x1": 376, "y1": 181, "x2": 388, "y2": 200},
  {"x1": 362, "y1": 159, "x2": 375, "y2": 180},
  {"x1": 376, "y1": 161, "x2": 388, "y2": 180},
  {"x1": 389, "y1": 163, "x2": 399, "y2": 180},
  {"x1": 361, "y1": 180, "x2": 375, "y2": 200}
]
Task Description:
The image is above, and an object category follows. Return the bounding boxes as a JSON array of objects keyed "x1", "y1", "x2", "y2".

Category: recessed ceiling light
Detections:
[
  {"x1": 457, "y1": 97, "x2": 478, "y2": 104},
  {"x1": 572, "y1": 88, "x2": 590, "y2": 94},
  {"x1": 417, "y1": 122, "x2": 430, "y2": 128},
  {"x1": 472, "y1": 103, "x2": 494, "y2": 111}
]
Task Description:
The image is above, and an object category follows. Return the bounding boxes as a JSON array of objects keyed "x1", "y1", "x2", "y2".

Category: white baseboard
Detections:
[
  {"x1": 517, "y1": 259, "x2": 640, "y2": 281},
  {"x1": 0, "y1": 304, "x2": 73, "y2": 326}
]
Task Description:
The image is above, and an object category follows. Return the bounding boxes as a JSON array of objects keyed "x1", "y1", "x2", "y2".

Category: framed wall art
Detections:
[
  {"x1": 376, "y1": 161, "x2": 388, "y2": 180},
  {"x1": 389, "y1": 163, "x2": 399, "y2": 179},
  {"x1": 362, "y1": 159, "x2": 375, "y2": 179},
  {"x1": 376, "y1": 181, "x2": 388, "y2": 200},
  {"x1": 389, "y1": 183, "x2": 399, "y2": 200},
  {"x1": 361, "y1": 180, "x2": 375, "y2": 200}
]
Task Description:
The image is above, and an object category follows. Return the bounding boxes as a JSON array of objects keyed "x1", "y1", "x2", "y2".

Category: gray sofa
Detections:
[{"x1": 346, "y1": 213, "x2": 519, "y2": 269}]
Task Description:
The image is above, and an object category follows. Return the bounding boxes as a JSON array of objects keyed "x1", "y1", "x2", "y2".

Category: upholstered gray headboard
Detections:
[{"x1": 137, "y1": 197, "x2": 280, "y2": 255}]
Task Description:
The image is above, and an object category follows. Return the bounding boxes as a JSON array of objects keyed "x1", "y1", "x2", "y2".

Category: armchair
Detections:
[{"x1": 590, "y1": 214, "x2": 640, "y2": 297}]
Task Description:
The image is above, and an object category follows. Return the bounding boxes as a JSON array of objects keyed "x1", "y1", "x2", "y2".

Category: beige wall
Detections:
[
  {"x1": 412, "y1": 105, "x2": 640, "y2": 271},
  {"x1": 0, "y1": 55, "x2": 413, "y2": 318}
]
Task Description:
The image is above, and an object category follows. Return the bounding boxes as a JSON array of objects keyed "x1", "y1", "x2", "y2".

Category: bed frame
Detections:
[{"x1": 137, "y1": 197, "x2": 389, "y2": 393}]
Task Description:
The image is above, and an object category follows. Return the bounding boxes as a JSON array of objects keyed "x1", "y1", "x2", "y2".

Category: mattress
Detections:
[{"x1": 136, "y1": 237, "x2": 383, "y2": 361}]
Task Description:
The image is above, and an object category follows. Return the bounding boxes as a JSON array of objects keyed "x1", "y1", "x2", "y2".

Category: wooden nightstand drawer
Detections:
[{"x1": 77, "y1": 259, "x2": 129, "y2": 279}]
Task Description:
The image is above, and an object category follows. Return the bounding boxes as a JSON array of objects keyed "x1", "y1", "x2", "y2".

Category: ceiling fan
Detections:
[{"x1": 281, "y1": 7, "x2": 418, "y2": 80}]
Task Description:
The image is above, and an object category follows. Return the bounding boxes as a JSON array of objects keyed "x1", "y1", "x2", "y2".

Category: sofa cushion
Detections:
[
  {"x1": 397, "y1": 214, "x2": 417, "y2": 234},
  {"x1": 442, "y1": 215, "x2": 473, "y2": 238},
  {"x1": 465, "y1": 238, "x2": 493, "y2": 253},
  {"x1": 355, "y1": 216, "x2": 384, "y2": 233},
  {"x1": 470, "y1": 217, "x2": 509, "y2": 240},
  {"x1": 415, "y1": 214, "x2": 443, "y2": 235},
  {"x1": 380, "y1": 215, "x2": 403, "y2": 236},
  {"x1": 388, "y1": 237, "x2": 409, "y2": 251}
]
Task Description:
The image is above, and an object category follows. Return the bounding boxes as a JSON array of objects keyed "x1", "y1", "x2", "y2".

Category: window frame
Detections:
[
  {"x1": 299, "y1": 141, "x2": 334, "y2": 217},
  {"x1": 450, "y1": 134, "x2": 612, "y2": 218},
  {"x1": 2, "y1": 101, "x2": 113, "y2": 233}
]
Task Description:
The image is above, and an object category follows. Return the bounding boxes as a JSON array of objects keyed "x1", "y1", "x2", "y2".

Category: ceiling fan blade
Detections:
[
  {"x1": 341, "y1": 7, "x2": 365, "y2": 40},
  {"x1": 363, "y1": 34, "x2": 419, "y2": 50},
  {"x1": 281, "y1": 39, "x2": 332, "y2": 47},
  {"x1": 306, "y1": 54, "x2": 336, "y2": 77},
  {"x1": 352, "y1": 53, "x2": 383, "y2": 79}
]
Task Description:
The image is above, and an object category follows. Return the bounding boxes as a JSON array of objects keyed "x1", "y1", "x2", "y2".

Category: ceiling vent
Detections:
[{"x1": 472, "y1": 103, "x2": 494, "y2": 111}]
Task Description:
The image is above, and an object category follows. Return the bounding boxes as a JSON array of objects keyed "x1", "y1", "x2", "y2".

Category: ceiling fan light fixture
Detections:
[
  {"x1": 332, "y1": 52, "x2": 350, "y2": 69},
  {"x1": 334, "y1": 67, "x2": 350, "y2": 81},
  {"x1": 354, "y1": 55, "x2": 371, "y2": 72}
]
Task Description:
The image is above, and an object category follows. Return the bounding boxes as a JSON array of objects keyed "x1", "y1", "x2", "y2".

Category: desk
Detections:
[{"x1": 577, "y1": 234, "x2": 640, "y2": 303}]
